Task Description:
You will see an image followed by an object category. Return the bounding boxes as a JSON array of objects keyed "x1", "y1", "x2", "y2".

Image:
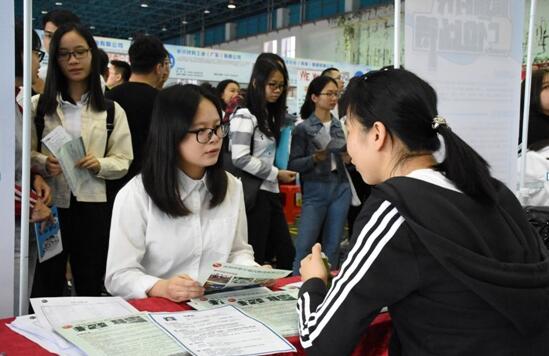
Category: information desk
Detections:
[{"x1": 0, "y1": 276, "x2": 391, "y2": 355}]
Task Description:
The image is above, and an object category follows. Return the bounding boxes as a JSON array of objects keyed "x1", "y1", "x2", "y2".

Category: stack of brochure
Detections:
[
  {"x1": 8, "y1": 296, "x2": 139, "y2": 355},
  {"x1": 188, "y1": 287, "x2": 300, "y2": 337},
  {"x1": 8, "y1": 263, "x2": 301, "y2": 356},
  {"x1": 9, "y1": 296, "x2": 295, "y2": 356}
]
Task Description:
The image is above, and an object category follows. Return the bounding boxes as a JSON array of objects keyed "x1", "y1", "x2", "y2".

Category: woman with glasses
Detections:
[
  {"x1": 30, "y1": 23, "x2": 133, "y2": 298},
  {"x1": 228, "y1": 53, "x2": 296, "y2": 269},
  {"x1": 288, "y1": 76, "x2": 351, "y2": 275},
  {"x1": 297, "y1": 67, "x2": 549, "y2": 355},
  {"x1": 105, "y1": 85, "x2": 256, "y2": 301}
]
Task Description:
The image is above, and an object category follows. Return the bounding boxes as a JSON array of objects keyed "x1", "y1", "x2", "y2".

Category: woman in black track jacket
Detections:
[{"x1": 297, "y1": 67, "x2": 549, "y2": 356}]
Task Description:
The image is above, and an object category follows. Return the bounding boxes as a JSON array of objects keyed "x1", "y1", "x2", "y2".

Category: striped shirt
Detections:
[{"x1": 229, "y1": 108, "x2": 279, "y2": 193}]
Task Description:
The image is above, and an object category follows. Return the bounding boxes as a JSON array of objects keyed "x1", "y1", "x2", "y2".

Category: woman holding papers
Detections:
[
  {"x1": 30, "y1": 23, "x2": 133, "y2": 298},
  {"x1": 288, "y1": 76, "x2": 351, "y2": 275},
  {"x1": 228, "y1": 53, "x2": 296, "y2": 269},
  {"x1": 105, "y1": 84, "x2": 257, "y2": 302},
  {"x1": 297, "y1": 68, "x2": 549, "y2": 355}
]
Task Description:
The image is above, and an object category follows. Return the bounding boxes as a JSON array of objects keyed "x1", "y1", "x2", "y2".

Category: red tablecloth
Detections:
[{"x1": 0, "y1": 276, "x2": 391, "y2": 355}]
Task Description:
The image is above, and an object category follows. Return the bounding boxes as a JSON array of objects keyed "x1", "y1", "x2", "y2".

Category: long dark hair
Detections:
[
  {"x1": 343, "y1": 67, "x2": 496, "y2": 204},
  {"x1": 39, "y1": 23, "x2": 106, "y2": 115},
  {"x1": 519, "y1": 69, "x2": 549, "y2": 149},
  {"x1": 14, "y1": 22, "x2": 41, "y2": 78},
  {"x1": 216, "y1": 79, "x2": 239, "y2": 110},
  {"x1": 142, "y1": 84, "x2": 228, "y2": 217},
  {"x1": 300, "y1": 76, "x2": 337, "y2": 119},
  {"x1": 246, "y1": 53, "x2": 288, "y2": 141}
]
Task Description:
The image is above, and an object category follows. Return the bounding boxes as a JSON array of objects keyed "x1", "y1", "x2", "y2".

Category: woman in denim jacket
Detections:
[{"x1": 289, "y1": 76, "x2": 351, "y2": 274}]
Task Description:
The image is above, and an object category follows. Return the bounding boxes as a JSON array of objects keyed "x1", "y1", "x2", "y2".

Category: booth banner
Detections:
[
  {"x1": 164, "y1": 44, "x2": 368, "y2": 86},
  {"x1": 1, "y1": 0, "x2": 15, "y2": 318},
  {"x1": 405, "y1": 0, "x2": 525, "y2": 189},
  {"x1": 38, "y1": 30, "x2": 368, "y2": 88}
]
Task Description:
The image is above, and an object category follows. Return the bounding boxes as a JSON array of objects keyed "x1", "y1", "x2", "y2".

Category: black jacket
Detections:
[{"x1": 298, "y1": 176, "x2": 549, "y2": 356}]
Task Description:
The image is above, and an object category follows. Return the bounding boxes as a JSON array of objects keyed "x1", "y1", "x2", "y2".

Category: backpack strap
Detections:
[
  {"x1": 33, "y1": 97, "x2": 115, "y2": 155},
  {"x1": 34, "y1": 95, "x2": 46, "y2": 152},
  {"x1": 104, "y1": 98, "x2": 115, "y2": 155}
]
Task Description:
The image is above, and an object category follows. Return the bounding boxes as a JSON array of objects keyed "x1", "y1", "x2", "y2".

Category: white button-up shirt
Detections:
[
  {"x1": 105, "y1": 171, "x2": 257, "y2": 300},
  {"x1": 59, "y1": 93, "x2": 88, "y2": 139}
]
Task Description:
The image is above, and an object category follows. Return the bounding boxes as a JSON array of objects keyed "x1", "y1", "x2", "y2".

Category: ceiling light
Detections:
[
  {"x1": 204, "y1": 9, "x2": 210, "y2": 14},
  {"x1": 90, "y1": 25, "x2": 96, "y2": 30},
  {"x1": 182, "y1": 19, "x2": 188, "y2": 24},
  {"x1": 227, "y1": 0, "x2": 236, "y2": 9},
  {"x1": 55, "y1": 2, "x2": 63, "y2": 5},
  {"x1": 128, "y1": 36, "x2": 133, "y2": 40},
  {"x1": 162, "y1": 26, "x2": 167, "y2": 31},
  {"x1": 41, "y1": 10, "x2": 47, "y2": 14},
  {"x1": 140, "y1": 1, "x2": 149, "y2": 8}
]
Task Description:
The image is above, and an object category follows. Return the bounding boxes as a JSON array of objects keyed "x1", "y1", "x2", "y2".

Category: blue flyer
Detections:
[{"x1": 34, "y1": 206, "x2": 63, "y2": 263}]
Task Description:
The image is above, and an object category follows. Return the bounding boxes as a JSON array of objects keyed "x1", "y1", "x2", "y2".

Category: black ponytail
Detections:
[
  {"x1": 435, "y1": 126, "x2": 496, "y2": 203},
  {"x1": 343, "y1": 67, "x2": 496, "y2": 204}
]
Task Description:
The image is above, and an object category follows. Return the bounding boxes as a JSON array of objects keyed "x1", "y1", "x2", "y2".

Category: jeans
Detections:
[{"x1": 293, "y1": 179, "x2": 351, "y2": 275}]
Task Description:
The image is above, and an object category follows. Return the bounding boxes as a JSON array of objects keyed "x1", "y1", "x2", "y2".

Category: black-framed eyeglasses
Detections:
[
  {"x1": 267, "y1": 82, "x2": 286, "y2": 91},
  {"x1": 57, "y1": 48, "x2": 91, "y2": 62},
  {"x1": 33, "y1": 49, "x2": 45, "y2": 62},
  {"x1": 187, "y1": 123, "x2": 229, "y2": 144},
  {"x1": 319, "y1": 92, "x2": 339, "y2": 98}
]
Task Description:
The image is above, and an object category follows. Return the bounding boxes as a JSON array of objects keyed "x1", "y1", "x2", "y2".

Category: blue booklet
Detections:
[{"x1": 34, "y1": 206, "x2": 63, "y2": 263}]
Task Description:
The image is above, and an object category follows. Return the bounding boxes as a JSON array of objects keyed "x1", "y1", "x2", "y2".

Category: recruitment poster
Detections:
[{"x1": 405, "y1": 0, "x2": 525, "y2": 189}]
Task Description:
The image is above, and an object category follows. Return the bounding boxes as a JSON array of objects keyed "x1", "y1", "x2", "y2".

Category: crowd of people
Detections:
[{"x1": 12, "y1": 8, "x2": 549, "y2": 355}]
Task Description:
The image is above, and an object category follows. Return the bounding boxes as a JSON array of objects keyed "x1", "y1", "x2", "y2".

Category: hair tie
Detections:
[{"x1": 432, "y1": 115, "x2": 448, "y2": 130}]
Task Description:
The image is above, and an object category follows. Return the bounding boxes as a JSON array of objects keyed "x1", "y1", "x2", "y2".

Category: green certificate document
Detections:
[{"x1": 56, "y1": 313, "x2": 187, "y2": 356}]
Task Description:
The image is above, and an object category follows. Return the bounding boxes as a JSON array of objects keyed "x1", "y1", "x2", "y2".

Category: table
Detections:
[{"x1": 0, "y1": 276, "x2": 392, "y2": 356}]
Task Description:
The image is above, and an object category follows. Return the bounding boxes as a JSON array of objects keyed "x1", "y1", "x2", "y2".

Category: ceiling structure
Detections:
[{"x1": 19, "y1": 0, "x2": 301, "y2": 42}]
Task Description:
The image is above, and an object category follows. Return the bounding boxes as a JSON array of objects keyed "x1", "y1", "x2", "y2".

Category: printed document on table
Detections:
[
  {"x1": 30, "y1": 296, "x2": 139, "y2": 333},
  {"x1": 199, "y1": 262, "x2": 291, "y2": 292},
  {"x1": 150, "y1": 305, "x2": 296, "y2": 356},
  {"x1": 7, "y1": 314, "x2": 85, "y2": 356},
  {"x1": 55, "y1": 313, "x2": 187, "y2": 356},
  {"x1": 279, "y1": 281, "x2": 303, "y2": 293},
  {"x1": 188, "y1": 287, "x2": 299, "y2": 336}
]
